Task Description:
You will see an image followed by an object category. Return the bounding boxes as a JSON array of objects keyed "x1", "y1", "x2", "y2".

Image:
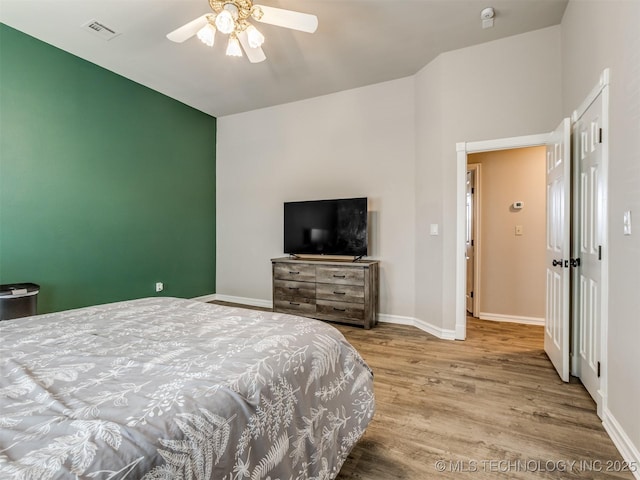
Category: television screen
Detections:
[{"x1": 284, "y1": 198, "x2": 368, "y2": 256}]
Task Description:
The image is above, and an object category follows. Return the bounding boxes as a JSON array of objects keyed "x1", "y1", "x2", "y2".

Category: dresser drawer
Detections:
[
  {"x1": 316, "y1": 266, "x2": 364, "y2": 286},
  {"x1": 274, "y1": 299, "x2": 316, "y2": 316},
  {"x1": 274, "y1": 263, "x2": 316, "y2": 282},
  {"x1": 274, "y1": 279, "x2": 316, "y2": 300},
  {"x1": 316, "y1": 300, "x2": 364, "y2": 322},
  {"x1": 316, "y1": 283, "x2": 364, "y2": 304}
]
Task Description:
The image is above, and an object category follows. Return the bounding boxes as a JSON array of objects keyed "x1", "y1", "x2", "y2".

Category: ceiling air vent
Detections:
[{"x1": 81, "y1": 20, "x2": 121, "y2": 41}]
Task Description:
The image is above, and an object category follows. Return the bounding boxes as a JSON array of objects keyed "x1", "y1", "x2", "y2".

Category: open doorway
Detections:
[
  {"x1": 466, "y1": 147, "x2": 547, "y2": 326},
  {"x1": 465, "y1": 165, "x2": 479, "y2": 317},
  {"x1": 455, "y1": 133, "x2": 549, "y2": 341}
]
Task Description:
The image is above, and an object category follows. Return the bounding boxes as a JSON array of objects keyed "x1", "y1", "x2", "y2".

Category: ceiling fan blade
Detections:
[
  {"x1": 238, "y1": 31, "x2": 267, "y2": 63},
  {"x1": 254, "y1": 5, "x2": 318, "y2": 33},
  {"x1": 167, "y1": 15, "x2": 208, "y2": 43}
]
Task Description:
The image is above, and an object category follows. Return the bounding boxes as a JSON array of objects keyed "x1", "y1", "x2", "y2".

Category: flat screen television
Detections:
[{"x1": 284, "y1": 197, "x2": 368, "y2": 257}]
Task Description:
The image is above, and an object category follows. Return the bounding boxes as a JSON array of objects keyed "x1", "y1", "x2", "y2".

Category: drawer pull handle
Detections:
[
  {"x1": 333, "y1": 274, "x2": 346, "y2": 278},
  {"x1": 333, "y1": 291, "x2": 346, "y2": 295},
  {"x1": 289, "y1": 302, "x2": 300, "y2": 306},
  {"x1": 333, "y1": 307, "x2": 346, "y2": 312},
  {"x1": 289, "y1": 271, "x2": 300, "y2": 275},
  {"x1": 288, "y1": 287, "x2": 299, "y2": 290}
]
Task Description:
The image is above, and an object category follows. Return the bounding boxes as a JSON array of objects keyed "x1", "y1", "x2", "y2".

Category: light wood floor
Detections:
[
  {"x1": 211, "y1": 302, "x2": 632, "y2": 479},
  {"x1": 334, "y1": 319, "x2": 632, "y2": 479}
]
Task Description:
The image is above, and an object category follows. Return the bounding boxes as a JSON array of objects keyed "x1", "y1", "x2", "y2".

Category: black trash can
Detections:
[{"x1": 0, "y1": 283, "x2": 40, "y2": 320}]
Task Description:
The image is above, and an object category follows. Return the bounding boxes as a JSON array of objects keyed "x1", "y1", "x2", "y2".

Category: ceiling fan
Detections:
[{"x1": 166, "y1": 0, "x2": 318, "y2": 63}]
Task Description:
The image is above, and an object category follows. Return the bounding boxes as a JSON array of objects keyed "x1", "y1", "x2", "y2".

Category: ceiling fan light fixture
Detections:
[
  {"x1": 250, "y1": 5, "x2": 264, "y2": 21},
  {"x1": 215, "y1": 8, "x2": 236, "y2": 34},
  {"x1": 196, "y1": 23, "x2": 216, "y2": 47},
  {"x1": 226, "y1": 34, "x2": 243, "y2": 57},
  {"x1": 167, "y1": 0, "x2": 318, "y2": 63},
  {"x1": 246, "y1": 24, "x2": 264, "y2": 48}
]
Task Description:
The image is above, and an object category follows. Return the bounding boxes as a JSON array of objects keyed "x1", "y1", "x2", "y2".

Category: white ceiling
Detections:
[{"x1": 0, "y1": 0, "x2": 568, "y2": 117}]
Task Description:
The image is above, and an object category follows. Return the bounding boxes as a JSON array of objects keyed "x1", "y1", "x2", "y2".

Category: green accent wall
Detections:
[{"x1": 0, "y1": 24, "x2": 217, "y2": 314}]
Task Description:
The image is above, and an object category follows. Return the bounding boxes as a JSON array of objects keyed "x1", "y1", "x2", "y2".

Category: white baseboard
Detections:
[
  {"x1": 376, "y1": 313, "x2": 414, "y2": 326},
  {"x1": 378, "y1": 313, "x2": 456, "y2": 340},
  {"x1": 197, "y1": 294, "x2": 273, "y2": 310},
  {"x1": 192, "y1": 293, "x2": 218, "y2": 302},
  {"x1": 603, "y1": 408, "x2": 640, "y2": 480},
  {"x1": 197, "y1": 295, "x2": 456, "y2": 340},
  {"x1": 479, "y1": 312, "x2": 545, "y2": 326}
]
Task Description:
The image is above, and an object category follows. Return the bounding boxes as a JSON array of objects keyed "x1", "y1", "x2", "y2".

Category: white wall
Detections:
[
  {"x1": 562, "y1": 0, "x2": 640, "y2": 464},
  {"x1": 216, "y1": 78, "x2": 416, "y2": 317},
  {"x1": 414, "y1": 26, "x2": 563, "y2": 330},
  {"x1": 217, "y1": 26, "x2": 563, "y2": 327},
  {"x1": 414, "y1": 56, "x2": 445, "y2": 326}
]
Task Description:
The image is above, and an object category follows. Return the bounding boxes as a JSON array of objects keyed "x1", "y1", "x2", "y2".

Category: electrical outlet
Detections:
[{"x1": 155, "y1": 282, "x2": 164, "y2": 292}]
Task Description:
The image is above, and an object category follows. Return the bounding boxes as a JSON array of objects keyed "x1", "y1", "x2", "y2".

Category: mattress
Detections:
[{"x1": 0, "y1": 297, "x2": 375, "y2": 479}]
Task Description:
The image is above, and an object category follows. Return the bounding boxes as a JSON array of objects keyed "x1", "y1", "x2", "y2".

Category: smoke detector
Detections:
[{"x1": 480, "y1": 7, "x2": 495, "y2": 29}]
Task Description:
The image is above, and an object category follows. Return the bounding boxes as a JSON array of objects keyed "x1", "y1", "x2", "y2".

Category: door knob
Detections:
[{"x1": 552, "y1": 259, "x2": 563, "y2": 267}]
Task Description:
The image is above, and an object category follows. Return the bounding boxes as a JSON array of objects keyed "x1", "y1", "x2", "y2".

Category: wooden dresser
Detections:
[{"x1": 271, "y1": 257, "x2": 379, "y2": 329}]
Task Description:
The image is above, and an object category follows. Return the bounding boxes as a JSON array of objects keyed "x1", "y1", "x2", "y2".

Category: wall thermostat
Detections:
[{"x1": 513, "y1": 201, "x2": 524, "y2": 210}]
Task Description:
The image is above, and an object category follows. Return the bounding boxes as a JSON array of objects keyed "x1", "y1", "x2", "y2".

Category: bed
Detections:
[{"x1": 0, "y1": 297, "x2": 375, "y2": 480}]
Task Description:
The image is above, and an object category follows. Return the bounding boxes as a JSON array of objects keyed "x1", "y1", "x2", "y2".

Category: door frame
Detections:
[{"x1": 455, "y1": 134, "x2": 548, "y2": 340}]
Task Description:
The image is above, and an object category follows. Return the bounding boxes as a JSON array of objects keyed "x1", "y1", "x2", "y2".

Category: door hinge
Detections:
[
  {"x1": 471, "y1": 239, "x2": 474, "y2": 246},
  {"x1": 471, "y1": 187, "x2": 475, "y2": 194},
  {"x1": 597, "y1": 361, "x2": 601, "y2": 378},
  {"x1": 599, "y1": 128, "x2": 603, "y2": 144},
  {"x1": 598, "y1": 245, "x2": 602, "y2": 260},
  {"x1": 470, "y1": 291, "x2": 474, "y2": 298}
]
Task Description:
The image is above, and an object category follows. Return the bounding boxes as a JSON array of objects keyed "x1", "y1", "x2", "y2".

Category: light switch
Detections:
[
  {"x1": 430, "y1": 224, "x2": 439, "y2": 236},
  {"x1": 515, "y1": 225, "x2": 524, "y2": 236},
  {"x1": 623, "y1": 210, "x2": 632, "y2": 235}
]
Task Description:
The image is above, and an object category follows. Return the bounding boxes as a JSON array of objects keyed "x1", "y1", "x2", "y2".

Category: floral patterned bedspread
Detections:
[{"x1": 0, "y1": 297, "x2": 375, "y2": 480}]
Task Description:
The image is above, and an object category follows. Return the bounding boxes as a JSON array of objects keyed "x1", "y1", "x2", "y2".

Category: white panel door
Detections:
[
  {"x1": 465, "y1": 169, "x2": 475, "y2": 315},
  {"x1": 545, "y1": 118, "x2": 571, "y2": 382},
  {"x1": 573, "y1": 93, "x2": 604, "y2": 404}
]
